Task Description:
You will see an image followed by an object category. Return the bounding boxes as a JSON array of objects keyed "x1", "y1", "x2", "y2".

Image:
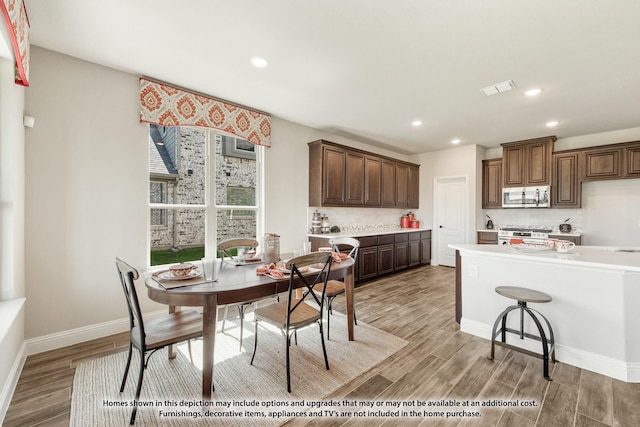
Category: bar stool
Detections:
[{"x1": 489, "y1": 286, "x2": 556, "y2": 380}]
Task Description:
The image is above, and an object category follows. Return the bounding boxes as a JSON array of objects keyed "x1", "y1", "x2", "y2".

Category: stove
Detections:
[{"x1": 498, "y1": 225, "x2": 552, "y2": 245}]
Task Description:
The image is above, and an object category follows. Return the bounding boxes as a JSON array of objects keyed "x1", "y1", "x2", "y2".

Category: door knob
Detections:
[{"x1": 439, "y1": 225, "x2": 444, "y2": 228}]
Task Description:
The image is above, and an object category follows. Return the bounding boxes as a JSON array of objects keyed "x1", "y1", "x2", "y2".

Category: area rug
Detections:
[{"x1": 70, "y1": 313, "x2": 407, "y2": 426}]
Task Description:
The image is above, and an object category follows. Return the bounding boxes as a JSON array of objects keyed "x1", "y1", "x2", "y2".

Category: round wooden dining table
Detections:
[{"x1": 145, "y1": 256, "x2": 355, "y2": 399}]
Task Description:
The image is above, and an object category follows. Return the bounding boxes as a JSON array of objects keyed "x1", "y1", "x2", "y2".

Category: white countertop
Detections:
[
  {"x1": 476, "y1": 229, "x2": 583, "y2": 237},
  {"x1": 309, "y1": 227, "x2": 431, "y2": 239},
  {"x1": 450, "y1": 243, "x2": 640, "y2": 272}
]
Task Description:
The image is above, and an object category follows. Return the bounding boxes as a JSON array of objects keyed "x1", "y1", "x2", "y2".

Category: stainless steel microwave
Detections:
[{"x1": 502, "y1": 186, "x2": 550, "y2": 208}]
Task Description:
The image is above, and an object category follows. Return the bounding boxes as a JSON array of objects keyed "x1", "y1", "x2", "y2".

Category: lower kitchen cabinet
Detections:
[
  {"x1": 309, "y1": 229, "x2": 431, "y2": 284},
  {"x1": 477, "y1": 231, "x2": 498, "y2": 244}
]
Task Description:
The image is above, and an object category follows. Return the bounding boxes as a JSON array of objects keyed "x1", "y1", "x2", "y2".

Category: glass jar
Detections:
[{"x1": 263, "y1": 233, "x2": 280, "y2": 263}]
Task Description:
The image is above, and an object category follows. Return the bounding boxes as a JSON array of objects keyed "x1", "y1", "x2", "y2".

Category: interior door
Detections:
[{"x1": 435, "y1": 177, "x2": 467, "y2": 267}]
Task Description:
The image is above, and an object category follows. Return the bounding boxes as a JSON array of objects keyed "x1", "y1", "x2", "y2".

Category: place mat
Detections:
[
  {"x1": 151, "y1": 269, "x2": 216, "y2": 289},
  {"x1": 71, "y1": 313, "x2": 408, "y2": 427}
]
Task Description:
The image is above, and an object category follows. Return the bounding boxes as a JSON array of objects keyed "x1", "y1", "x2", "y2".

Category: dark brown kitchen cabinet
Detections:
[
  {"x1": 309, "y1": 139, "x2": 419, "y2": 208},
  {"x1": 408, "y1": 165, "x2": 419, "y2": 209},
  {"x1": 581, "y1": 146, "x2": 623, "y2": 181},
  {"x1": 482, "y1": 158, "x2": 502, "y2": 209},
  {"x1": 420, "y1": 231, "x2": 432, "y2": 264},
  {"x1": 408, "y1": 232, "x2": 421, "y2": 267},
  {"x1": 501, "y1": 136, "x2": 555, "y2": 187},
  {"x1": 357, "y1": 236, "x2": 378, "y2": 281},
  {"x1": 364, "y1": 156, "x2": 381, "y2": 206},
  {"x1": 345, "y1": 151, "x2": 365, "y2": 205},
  {"x1": 477, "y1": 231, "x2": 498, "y2": 244},
  {"x1": 625, "y1": 145, "x2": 640, "y2": 177},
  {"x1": 394, "y1": 233, "x2": 409, "y2": 271},
  {"x1": 552, "y1": 151, "x2": 581, "y2": 208},
  {"x1": 377, "y1": 234, "x2": 395, "y2": 275},
  {"x1": 395, "y1": 163, "x2": 409, "y2": 208},
  {"x1": 380, "y1": 160, "x2": 396, "y2": 207}
]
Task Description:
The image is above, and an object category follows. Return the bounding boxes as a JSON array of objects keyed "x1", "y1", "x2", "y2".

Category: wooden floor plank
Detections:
[
  {"x1": 577, "y1": 369, "x2": 613, "y2": 425},
  {"x1": 536, "y1": 381, "x2": 579, "y2": 427}
]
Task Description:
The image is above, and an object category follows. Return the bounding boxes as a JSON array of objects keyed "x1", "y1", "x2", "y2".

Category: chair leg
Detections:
[
  {"x1": 221, "y1": 305, "x2": 229, "y2": 332},
  {"x1": 319, "y1": 321, "x2": 330, "y2": 371},
  {"x1": 286, "y1": 330, "x2": 292, "y2": 393},
  {"x1": 130, "y1": 349, "x2": 145, "y2": 425},
  {"x1": 119, "y1": 342, "x2": 133, "y2": 392},
  {"x1": 187, "y1": 339, "x2": 193, "y2": 364},
  {"x1": 238, "y1": 303, "x2": 247, "y2": 351},
  {"x1": 250, "y1": 320, "x2": 259, "y2": 365}
]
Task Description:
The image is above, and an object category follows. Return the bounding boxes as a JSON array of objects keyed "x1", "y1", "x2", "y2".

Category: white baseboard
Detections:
[
  {"x1": 460, "y1": 317, "x2": 640, "y2": 383},
  {"x1": 25, "y1": 309, "x2": 167, "y2": 355},
  {"x1": 0, "y1": 341, "x2": 26, "y2": 425}
]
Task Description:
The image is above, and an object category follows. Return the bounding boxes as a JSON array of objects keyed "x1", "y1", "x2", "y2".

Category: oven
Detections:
[{"x1": 498, "y1": 227, "x2": 551, "y2": 245}]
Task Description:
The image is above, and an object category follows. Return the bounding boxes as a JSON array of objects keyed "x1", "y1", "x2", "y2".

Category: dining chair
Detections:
[
  {"x1": 250, "y1": 252, "x2": 333, "y2": 392},
  {"x1": 313, "y1": 237, "x2": 359, "y2": 339},
  {"x1": 218, "y1": 238, "x2": 275, "y2": 351},
  {"x1": 115, "y1": 258, "x2": 202, "y2": 425}
]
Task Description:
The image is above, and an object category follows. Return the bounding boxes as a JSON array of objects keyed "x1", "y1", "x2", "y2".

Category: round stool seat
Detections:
[{"x1": 495, "y1": 286, "x2": 552, "y2": 303}]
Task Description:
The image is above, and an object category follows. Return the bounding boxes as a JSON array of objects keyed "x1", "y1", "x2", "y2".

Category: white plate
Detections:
[{"x1": 153, "y1": 268, "x2": 202, "y2": 281}]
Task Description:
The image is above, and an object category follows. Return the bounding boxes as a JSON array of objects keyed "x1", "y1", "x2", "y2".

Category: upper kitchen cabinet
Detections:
[
  {"x1": 501, "y1": 136, "x2": 556, "y2": 187},
  {"x1": 482, "y1": 158, "x2": 502, "y2": 209},
  {"x1": 309, "y1": 140, "x2": 419, "y2": 208},
  {"x1": 552, "y1": 151, "x2": 581, "y2": 208},
  {"x1": 581, "y1": 145, "x2": 623, "y2": 181},
  {"x1": 626, "y1": 144, "x2": 640, "y2": 177}
]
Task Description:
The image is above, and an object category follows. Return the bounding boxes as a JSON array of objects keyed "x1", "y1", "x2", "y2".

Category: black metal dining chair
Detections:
[
  {"x1": 250, "y1": 252, "x2": 333, "y2": 392},
  {"x1": 115, "y1": 257, "x2": 202, "y2": 425}
]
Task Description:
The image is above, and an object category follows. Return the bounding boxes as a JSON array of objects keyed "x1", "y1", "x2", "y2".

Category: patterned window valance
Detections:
[
  {"x1": 1, "y1": 0, "x2": 30, "y2": 86},
  {"x1": 139, "y1": 77, "x2": 271, "y2": 148}
]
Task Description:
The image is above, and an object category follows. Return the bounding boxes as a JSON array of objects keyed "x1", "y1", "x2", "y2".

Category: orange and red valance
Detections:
[
  {"x1": 139, "y1": 77, "x2": 271, "y2": 147},
  {"x1": 0, "y1": 0, "x2": 30, "y2": 86}
]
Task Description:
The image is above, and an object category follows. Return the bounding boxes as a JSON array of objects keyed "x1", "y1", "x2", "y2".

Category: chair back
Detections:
[
  {"x1": 328, "y1": 236, "x2": 359, "y2": 260},
  {"x1": 115, "y1": 257, "x2": 145, "y2": 347},
  {"x1": 284, "y1": 252, "x2": 333, "y2": 324},
  {"x1": 217, "y1": 238, "x2": 259, "y2": 261}
]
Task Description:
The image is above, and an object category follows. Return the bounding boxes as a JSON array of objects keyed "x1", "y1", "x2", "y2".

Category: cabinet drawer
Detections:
[
  {"x1": 378, "y1": 234, "x2": 394, "y2": 245},
  {"x1": 395, "y1": 233, "x2": 409, "y2": 242},
  {"x1": 358, "y1": 236, "x2": 378, "y2": 248},
  {"x1": 409, "y1": 231, "x2": 421, "y2": 241},
  {"x1": 421, "y1": 230, "x2": 432, "y2": 239}
]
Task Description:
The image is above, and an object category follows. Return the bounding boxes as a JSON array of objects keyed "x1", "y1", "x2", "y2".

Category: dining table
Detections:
[{"x1": 144, "y1": 255, "x2": 356, "y2": 399}]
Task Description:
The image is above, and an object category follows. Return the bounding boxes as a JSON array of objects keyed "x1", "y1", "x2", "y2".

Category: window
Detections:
[{"x1": 148, "y1": 126, "x2": 262, "y2": 266}]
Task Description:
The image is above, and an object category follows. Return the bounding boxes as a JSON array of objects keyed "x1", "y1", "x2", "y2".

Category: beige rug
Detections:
[{"x1": 71, "y1": 312, "x2": 407, "y2": 426}]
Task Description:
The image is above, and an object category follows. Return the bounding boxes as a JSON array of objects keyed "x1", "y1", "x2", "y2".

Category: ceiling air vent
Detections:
[{"x1": 481, "y1": 80, "x2": 516, "y2": 96}]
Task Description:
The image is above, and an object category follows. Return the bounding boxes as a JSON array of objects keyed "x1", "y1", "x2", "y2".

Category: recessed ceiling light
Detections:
[
  {"x1": 545, "y1": 120, "x2": 559, "y2": 127},
  {"x1": 249, "y1": 56, "x2": 269, "y2": 68},
  {"x1": 525, "y1": 88, "x2": 543, "y2": 97},
  {"x1": 451, "y1": 139, "x2": 461, "y2": 144},
  {"x1": 411, "y1": 120, "x2": 423, "y2": 127}
]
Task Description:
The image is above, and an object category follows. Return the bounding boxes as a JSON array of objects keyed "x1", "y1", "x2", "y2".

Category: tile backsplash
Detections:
[
  {"x1": 308, "y1": 207, "x2": 408, "y2": 232},
  {"x1": 483, "y1": 208, "x2": 583, "y2": 231}
]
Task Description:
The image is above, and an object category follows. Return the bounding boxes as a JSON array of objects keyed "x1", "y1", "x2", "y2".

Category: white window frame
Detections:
[{"x1": 148, "y1": 129, "x2": 264, "y2": 267}]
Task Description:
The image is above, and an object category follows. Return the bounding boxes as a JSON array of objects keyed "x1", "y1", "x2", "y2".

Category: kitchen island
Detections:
[{"x1": 450, "y1": 244, "x2": 640, "y2": 382}]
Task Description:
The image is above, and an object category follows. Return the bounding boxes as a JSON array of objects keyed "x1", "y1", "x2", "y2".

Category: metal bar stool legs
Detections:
[{"x1": 489, "y1": 286, "x2": 556, "y2": 381}]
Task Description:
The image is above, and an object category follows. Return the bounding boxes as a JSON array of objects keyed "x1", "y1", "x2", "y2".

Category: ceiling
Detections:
[{"x1": 24, "y1": 0, "x2": 640, "y2": 154}]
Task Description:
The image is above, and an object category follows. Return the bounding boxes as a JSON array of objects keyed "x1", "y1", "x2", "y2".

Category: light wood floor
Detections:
[{"x1": 4, "y1": 265, "x2": 640, "y2": 426}]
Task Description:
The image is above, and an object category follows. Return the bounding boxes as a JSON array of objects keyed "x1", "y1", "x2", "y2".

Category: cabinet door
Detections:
[
  {"x1": 395, "y1": 163, "x2": 409, "y2": 208},
  {"x1": 408, "y1": 165, "x2": 419, "y2": 209},
  {"x1": 581, "y1": 147, "x2": 623, "y2": 181},
  {"x1": 625, "y1": 145, "x2": 640, "y2": 177},
  {"x1": 408, "y1": 240, "x2": 420, "y2": 266},
  {"x1": 358, "y1": 246, "x2": 378, "y2": 281},
  {"x1": 526, "y1": 141, "x2": 551, "y2": 185},
  {"x1": 377, "y1": 244, "x2": 394, "y2": 275},
  {"x1": 420, "y1": 238, "x2": 431, "y2": 264},
  {"x1": 482, "y1": 159, "x2": 502, "y2": 209},
  {"x1": 394, "y1": 242, "x2": 409, "y2": 271},
  {"x1": 345, "y1": 151, "x2": 365, "y2": 205},
  {"x1": 381, "y1": 160, "x2": 396, "y2": 206},
  {"x1": 552, "y1": 152, "x2": 581, "y2": 208},
  {"x1": 322, "y1": 147, "x2": 346, "y2": 204},
  {"x1": 503, "y1": 145, "x2": 525, "y2": 187},
  {"x1": 364, "y1": 156, "x2": 382, "y2": 206}
]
